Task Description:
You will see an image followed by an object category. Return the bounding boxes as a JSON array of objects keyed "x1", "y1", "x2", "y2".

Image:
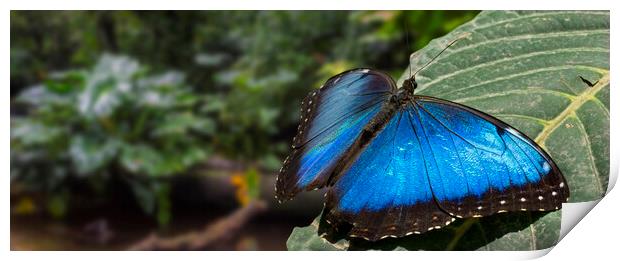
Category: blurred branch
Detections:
[{"x1": 127, "y1": 200, "x2": 267, "y2": 250}]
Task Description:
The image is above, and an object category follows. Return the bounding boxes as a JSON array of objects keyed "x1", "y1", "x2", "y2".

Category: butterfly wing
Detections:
[
  {"x1": 325, "y1": 106, "x2": 455, "y2": 241},
  {"x1": 275, "y1": 69, "x2": 397, "y2": 200},
  {"x1": 325, "y1": 98, "x2": 568, "y2": 241},
  {"x1": 412, "y1": 96, "x2": 569, "y2": 217}
]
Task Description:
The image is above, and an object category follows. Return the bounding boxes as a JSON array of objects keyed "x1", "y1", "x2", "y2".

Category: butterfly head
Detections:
[
  {"x1": 398, "y1": 76, "x2": 417, "y2": 102},
  {"x1": 402, "y1": 76, "x2": 417, "y2": 93}
]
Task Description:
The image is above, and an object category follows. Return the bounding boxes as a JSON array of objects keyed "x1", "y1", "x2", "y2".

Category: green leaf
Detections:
[
  {"x1": 77, "y1": 55, "x2": 140, "y2": 117},
  {"x1": 287, "y1": 10, "x2": 609, "y2": 251},
  {"x1": 127, "y1": 179, "x2": 157, "y2": 215},
  {"x1": 126, "y1": 179, "x2": 172, "y2": 226},
  {"x1": 405, "y1": 10, "x2": 610, "y2": 203},
  {"x1": 69, "y1": 135, "x2": 120, "y2": 176},
  {"x1": 11, "y1": 118, "x2": 63, "y2": 146},
  {"x1": 152, "y1": 112, "x2": 215, "y2": 137},
  {"x1": 120, "y1": 144, "x2": 166, "y2": 176}
]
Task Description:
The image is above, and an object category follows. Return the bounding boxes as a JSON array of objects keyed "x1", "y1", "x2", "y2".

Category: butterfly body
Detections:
[{"x1": 276, "y1": 68, "x2": 569, "y2": 241}]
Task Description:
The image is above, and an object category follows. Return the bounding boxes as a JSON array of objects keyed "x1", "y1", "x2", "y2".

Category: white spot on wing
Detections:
[{"x1": 542, "y1": 162, "x2": 551, "y2": 173}]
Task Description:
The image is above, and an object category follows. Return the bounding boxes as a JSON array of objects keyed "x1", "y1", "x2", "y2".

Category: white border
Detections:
[
  {"x1": 2, "y1": 0, "x2": 617, "y2": 10},
  {"x1": 4, "y1": 1, "x2": 618, "y2": 260}
]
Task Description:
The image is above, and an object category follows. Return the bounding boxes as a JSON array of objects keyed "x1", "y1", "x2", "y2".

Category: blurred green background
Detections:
[{"x1": 10, "y1": 10, "x2": 479, "y2": 250}]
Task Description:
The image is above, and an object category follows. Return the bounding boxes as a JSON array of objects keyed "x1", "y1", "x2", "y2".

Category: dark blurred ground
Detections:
[
  {"x1": 11, "y1": 172, "x2": 326, "y2": 250},
  {"x1": 10, "y1": 10, "x2": 478, "y2": 250},
  {"x1": 11, "y1": 201, "x2": 307, "y2": 250}
]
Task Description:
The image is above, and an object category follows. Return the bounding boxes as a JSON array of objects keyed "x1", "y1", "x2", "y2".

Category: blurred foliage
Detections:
[
  {"x1": 10, "y1": 11, "x2": 478, "y2": 223},
  {"x1": 11, "y1": 55, "x2": 212, "y2": 223}
]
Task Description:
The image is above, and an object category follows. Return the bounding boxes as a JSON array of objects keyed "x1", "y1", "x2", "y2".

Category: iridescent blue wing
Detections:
[
  {"x1": 275, "y1": 69, "x2": 396, "y2": 200},
  {"x1": 325, "y1": 98, "x2": 568, "y2": 241},
  {"x1": 412, "y1": 96, "x2": 569, "y2": 218},
  {"x1": 325, "y1": 105, "x2": 455, "y2": 241}
]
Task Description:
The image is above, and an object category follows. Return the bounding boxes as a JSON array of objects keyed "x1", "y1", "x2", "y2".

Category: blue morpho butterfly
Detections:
[{"x1": 275, "y1": 39, "x2": 569, "y2": 241}]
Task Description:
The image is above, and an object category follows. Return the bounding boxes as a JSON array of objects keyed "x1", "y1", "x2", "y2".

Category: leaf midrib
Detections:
[{"x1": 534, "y1": 71, "x2": 610, "y2": 145}]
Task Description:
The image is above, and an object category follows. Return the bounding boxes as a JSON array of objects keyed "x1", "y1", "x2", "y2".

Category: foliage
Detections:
[
  {"x1": 11, "y1": 11, "x2": 478, "y2": 160},
  {"x1": 288, "y1": 10, "x2": 610, "y2": 251},
  {"x1": 11, "y1": 55, "x2": 213, "y2": 222},
  {"x1": 10, "y1": 11, "x2": 479, "y2": 224}
]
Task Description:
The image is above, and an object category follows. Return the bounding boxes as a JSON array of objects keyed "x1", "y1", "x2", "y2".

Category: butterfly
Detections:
[{"x1": 275, "y1": 51, "x2": 569, "y2": 242}]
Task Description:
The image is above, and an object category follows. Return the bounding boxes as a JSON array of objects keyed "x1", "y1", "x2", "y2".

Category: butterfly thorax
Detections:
[{"x1": 395, "y1": 77, "x2": 418, "y2": 105}]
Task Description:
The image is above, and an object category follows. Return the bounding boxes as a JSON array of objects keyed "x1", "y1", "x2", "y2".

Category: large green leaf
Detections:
[{"x1": 287, "y1": 10, "x2": 609, "y2": 251}]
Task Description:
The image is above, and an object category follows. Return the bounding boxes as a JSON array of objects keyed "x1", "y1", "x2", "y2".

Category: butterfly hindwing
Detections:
[
  {"x1": 275, "y1": 69, "x2": 396, "y2": 200},
  {"x1": 325, "y1": 106, "x2": 455, "y2": 240},
  {"x1": 412, "y1": 97, "x2": 569, "y2": 217}
]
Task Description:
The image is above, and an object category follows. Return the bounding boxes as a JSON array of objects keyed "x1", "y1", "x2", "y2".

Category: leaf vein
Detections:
[
  {"x1": 572, "y1": 114, "x2": 604, "y2": 194},
  {"x1": 472, "y1": 11, "x2": 608, "y2": 33},
  {"x1": 421, "y1": 47, "x2": 608, "y2": 90},
  {"x1": 495, "y1": 114, "x2": 549, "y2": 125},
  {"x1": 534, "y1": 72, "x2": 609, "y2": 146},
  {"x1": 453, "y1": 88, "x2": 576, "y2": 104},
  {"x1": 434, "y1": 65, "x2": 605, "y2": 97},
  {"x1": 414, "y1": 29, "x2": 609, "y2": 86}
]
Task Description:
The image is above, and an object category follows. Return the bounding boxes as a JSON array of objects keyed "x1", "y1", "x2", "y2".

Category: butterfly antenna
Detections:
[
  {"x1": 403, "y1": 12, "x2": 413, "y2": 79},
  {"x1": 410, "y1": 32, "x2": 471, "y2": 80}
]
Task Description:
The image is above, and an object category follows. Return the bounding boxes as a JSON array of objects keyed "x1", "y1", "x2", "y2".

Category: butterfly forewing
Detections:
[
  {"x1": 412, "y1": 97, "x2": 568, "y2": 217},
  {"x1": 275, "y1": 69, "x2": 396, "y2": 201}
]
